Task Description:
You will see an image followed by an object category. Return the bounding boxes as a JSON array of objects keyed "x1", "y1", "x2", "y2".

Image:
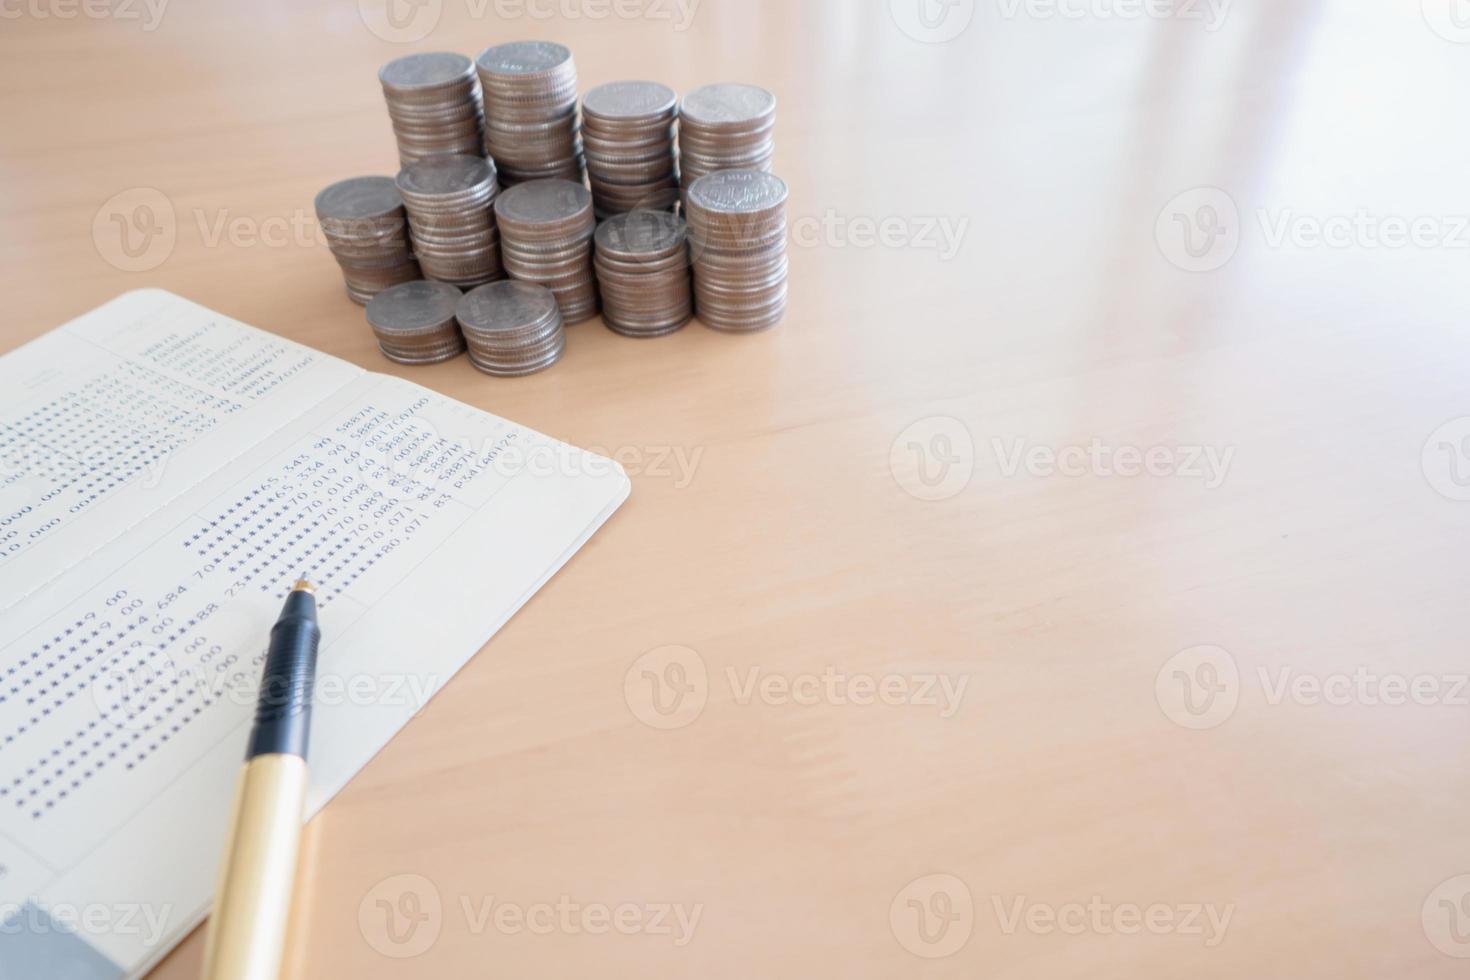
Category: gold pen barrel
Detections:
[{"x1": 202, "y1": 754, "x2": 309, "y2": 980}]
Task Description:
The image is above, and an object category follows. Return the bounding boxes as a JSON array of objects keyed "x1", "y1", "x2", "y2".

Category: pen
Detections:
[{"x1": 202, "y1": 579, "x2": 321, "y2": 980}]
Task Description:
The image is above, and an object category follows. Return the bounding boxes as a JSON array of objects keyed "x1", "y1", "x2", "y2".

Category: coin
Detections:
[
  {"x1": 476, "y1": 40, "x2": 573, "y2": 76},
  {"x1": 316, "y1": 176, "x2": 420, "y2": 304},
  {"x1": 475, "y1": 41, "x2": 583, "y2": 187},
  {"x1": 592, "y1": 210, "x2": 692, "y2": 337},
  {"x1": 494, "y1": 178, "x2": 591, "y2": 229},
  {"x1": 366, "y1": 279, "x2": 463, "y2": 332},
  {"x1": 365, "y1": 280, "x2": 466, "y2": 364},
  {"x1": 315, "y1": 175, "x2": 403, "y2": 227},
  {"x1": 680, "y1": 83, "x2": 776, "y2": 128},
  {"x1": 380, "y1": 52, "x2": 485, "y2": 167},
  {"x1": 380, "y1": 52, "x2": 474, "y2": 94},
  {"x1": 494, "y1": 179, "x2": 599, "y2": 323},
  {"x1": 396, "y1": 155, "x2": 503, "y2": 288},
  {"x1": 456, "y1": 279, "x2": 567, "y2": 375},
  {"x1": 397, "y1": 154, "x2": 497, "y2": 205},
  {"x1": 580, "y1": 80, "x2": 679, "y2": 219},
  {"x1": 379, "y1": 338, "x2": 467, "y2": 365},
  {"x1": 583, "y1": 79, "x2": 677, "y2": 124},
  {"x1": 684, "y1": 169, "x2": 789, "y2": 332},
  {"x1": 678, "y1": 83, "x2": 777, "y2": 192}
]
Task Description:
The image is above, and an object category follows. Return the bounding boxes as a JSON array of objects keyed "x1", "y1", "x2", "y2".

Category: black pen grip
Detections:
[{"x1": 245, "y1": 589, "x2": 320, "y2": 760}]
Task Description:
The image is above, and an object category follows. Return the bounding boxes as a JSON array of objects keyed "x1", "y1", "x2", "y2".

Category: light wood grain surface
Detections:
[{"x1": 4, "y1": 1, "x2": 1470, "y2": 977}]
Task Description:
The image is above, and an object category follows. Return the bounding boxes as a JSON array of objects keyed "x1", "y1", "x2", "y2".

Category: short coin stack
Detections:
[
  {"x1": 581, "y1": 81, "x2": 679, "y2": 218},
  {"x1": 475, "y1": 41, "x2": 583, "y2": 186},
  {"x1": 315, "y1": 176, "x2": 420, "y2": 305},
  {"x1": 365, "y1": 280, "x2": 466, "y2": 364},
  {"x1": 494, "y1": 178, "x2": 598, "y2": 323},
  {"x1": 456, "y1": 280, "x2": 566, "y2": 375},
  {"x1": 685, "y1": 169, "x2": 789, "y2": 332},
  {"x1": 395, "y1": 155, "x2": 503, "y2": 289},
  {"x1": 379, "y1": 52, "x2": 485, "y2": 167},
  {"x1": 677, "y1": 83, "x2": 777, "y2": 192},
  {"x1": 593, "y1": 210, "x2": 692, "y2": 337}
]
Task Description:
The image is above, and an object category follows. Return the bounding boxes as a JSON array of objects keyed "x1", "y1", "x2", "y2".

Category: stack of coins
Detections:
[
  {"x1": 395, "y1": 155, "x2": 503, "y2": 289},
  {"x1": 379, "y1": 52, "x2": 485, "y2": 167},
  {"x1": 494, "y1": 178, "x2": 598, "y2": 323},
  {"x1": 581, "y1": 81, "x2": 679, "y2": 218},
  {"x1": 365, "y1": 280, "x2": 466, "y2": 364},
  {"x1": 677, "y1": 83, "x2": 777, "y2": 192},
  {"x1": 475, "y1": 41, "x2": 583, "y2": 186},
  {"x1": 456, "y1": 280, "x2": 566, "y2": 375},
  {"x1": 593, "y1": 210, "x2": 692, "y2": 337},
  {"x1": 685, "y1": 169, "x2": 789, "y2": 332},
  {"x1": 315, "y1": 176, "x2": 420, "y2": 304}
]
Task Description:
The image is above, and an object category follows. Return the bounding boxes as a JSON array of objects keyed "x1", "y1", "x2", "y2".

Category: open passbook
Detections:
[{"x1": 0, "y1": 290, "x2": 629, "y2": 978}]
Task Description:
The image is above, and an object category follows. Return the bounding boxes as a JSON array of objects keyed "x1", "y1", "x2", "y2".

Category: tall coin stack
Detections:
[
  {"x1": 379, "y1": 52, "x2": 485, "y2": 167},
  {"x1": 685, "y1": 169, "x2": 789, "y2": 332},
  {"x1": 581, "y1": 81, "x2": 679, "y2": 219},
  {"x1": 475, "y1": 41, "x2": 583, "y2": 186},
  {"x1": 315, "y1": 176, "x2": 420, "y2": 305},
  {"x1": 677, "y1": 83, "x2": 777, "y2": 192},
  {"x1": 395, "y1": 155, "x2": 503, "y2": 289},
  {"x1": 456, "y1": 280, "x2": 566, "y2": 376},
  {"x1": 494, "y1": 178, "x2": 598, "y2": 323},
  {"x1": 365, "y1": 280, "x2": 466, "y2": 365},
  {"x1": 593, "y1": 210, "x2": 692, "y2": 337}
]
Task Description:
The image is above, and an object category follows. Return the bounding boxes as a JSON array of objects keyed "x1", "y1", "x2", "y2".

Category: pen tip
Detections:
[{"x1": 292, "y1": 578, "x2": 316, "y2": 595}]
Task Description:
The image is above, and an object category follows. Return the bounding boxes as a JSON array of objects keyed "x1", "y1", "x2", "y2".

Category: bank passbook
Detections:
[{"x1": 0, "y1": 290, "x2": 629, "y2": 978}]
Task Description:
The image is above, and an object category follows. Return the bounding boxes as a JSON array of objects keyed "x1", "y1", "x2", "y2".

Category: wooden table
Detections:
[{"x1": 3, "y1": 2, "x2": 1468, "y2": 976}]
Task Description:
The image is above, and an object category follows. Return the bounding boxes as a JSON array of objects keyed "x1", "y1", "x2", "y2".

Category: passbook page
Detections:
[
  {"x1": 0, "y1": 290, "x2": 629, "y2": 979},
  {"x1": 0, "y1": 289, "x2": 362, "y2": 610}
]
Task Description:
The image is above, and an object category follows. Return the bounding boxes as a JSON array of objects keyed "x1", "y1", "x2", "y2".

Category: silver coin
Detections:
[
  {"x1": 493, "y1": 179, "x2": 592, "y2": 227},
  {"x1": 380, "y1": 52, "x2": 476, "y2": 92},
  {"x1": 456, "y1": 279, "x2": 562, "y2": 333},
  {"x1": 316, "y1": 176, "x2": 404, "y2": 222},
  {"x1": 397, "y1": 155, "x2": 497, "y2": 199},
  {"x1": 585, "y1": 131, "x2": 676, "y2": 155},
  {"x1": 475, "y1": 41, "x2": 573, "y2": 77},
  {"x1": 327, "y1": 233, "x2": 413, "y2": 258},
  {"x1": 479, "y1": 73, "x2": 577, "y2": 94},
  {"x1": 595, "y1": 210, "x2": 685, "y2": 256},
  {"x1": 502, "y1": 261, "x2": 594, "y2": 289},
  {"x1": 391, "y1": 109, "x2": 484, "y2": 131},
  {"x1": 395, "y1": 130, "x2": 484, "y2": 147},
  {"x1": 501, "y1": 231, "x2": 593, "y2": 257},
  {"x1": 365, "y1": 280, "x2": 464, "y2": 332},
  {"x1": 686, "y1": 169, "x2": 787, "y2": 215},
  {"x1": 678, "y1": 119, "x2": 775, "y2": 144},
  {"x1": 467, "y1": 340, "x2": 565, "y2": 376},
  {"x1": 320, "y1": 177, "x2": 419, "y2": 302},
  {"x1": 593, "y1": 208, "x2": 692, "y2": 335},
  {"x1": 595, "y1": 261, "x2": 690, "y2": 283},
  {"x1": 695, "y1": 278, "x2": 789, "y2": 307},
  {"x1": 680, "y1": 83, "x2": 776, "y2": 129},
  {"x1": 340, "y1": 256, "x2": 420, "y2": 277},
  {"x1": 582, "y1": 80, "x2": 677, "y2": 121},
  {"x1": 413, "y1": 227, "x2": 499, "y2": 249},
  {"x1": 342, "y1": 258, "x2": 421, "y2": 303},
  {"x1": 592, "y1": 190, "x2": 679, "y2": 213},
  {"x1": 481, "y1": 81, "x2": 578, "y2": 102},
  {"x1": 420, "y1": 254, "x2": 503, "y2": 275},
  {"x1": 378, "y1": 338, "x2": 467, "y2": 365},
  {"x1": 430, "y1": 274, "x2": 505, "y2": 289},
  {"x1": 583, "y1": 123, "x2": 675, "y2": 145},
  {"x1": 683, "y1": 168, "x2": 789, "y2": 332},
  {"x1": 470, "y1": 322, "x2": 564, "y2": 352},
  {"x1": 679, "y1": 139, "x2": 775, "y2": 165}
]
